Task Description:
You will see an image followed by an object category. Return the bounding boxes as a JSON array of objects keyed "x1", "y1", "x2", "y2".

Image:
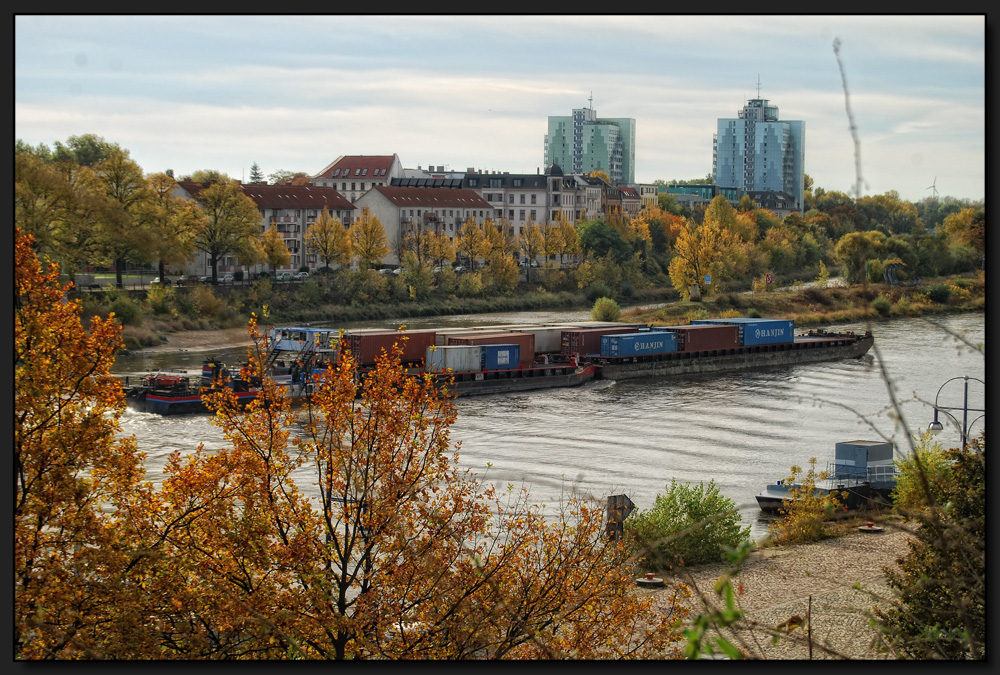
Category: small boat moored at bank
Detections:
[{"x1": 756, "y1": 439, "x2": 900, "y2": 513}]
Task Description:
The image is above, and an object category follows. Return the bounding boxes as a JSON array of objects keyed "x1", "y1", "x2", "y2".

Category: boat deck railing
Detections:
[{"x1": 826, "y1": 461, "x2": 899, "y2": 487}]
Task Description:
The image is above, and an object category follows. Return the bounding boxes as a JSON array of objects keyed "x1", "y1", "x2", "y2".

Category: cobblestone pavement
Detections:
[{"x1": 640, "y1": 522, "x2": 916, "y2": 660}]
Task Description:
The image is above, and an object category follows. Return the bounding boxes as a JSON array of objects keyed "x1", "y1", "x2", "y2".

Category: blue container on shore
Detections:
[
  {"x1": 481, "y1": 343, "x2": 520, "y2": 370},
  {"x1": 690, "y1": 318, "x2": 794, "y2": 346},
  {"x1": 600, "y1": 331, "x2": 678, "y2": 358}
]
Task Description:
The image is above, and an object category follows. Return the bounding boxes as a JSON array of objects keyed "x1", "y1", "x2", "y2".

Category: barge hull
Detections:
[{"x1": 596, "y1": 334, "x2": 872, "y2": 382}]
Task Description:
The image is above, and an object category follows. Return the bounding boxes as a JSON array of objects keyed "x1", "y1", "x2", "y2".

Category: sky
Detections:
[{"x1": 14, "y1": 14, "x2": 988, "y2": 205}]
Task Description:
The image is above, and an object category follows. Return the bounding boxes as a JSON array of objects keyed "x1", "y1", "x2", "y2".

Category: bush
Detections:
[
  {"x1": 890, "y1": 432, "x2": 953, "y2": 512},
  {"x1": 584, "y1": 281, "x2": 613, "y2": 303},
  {"x1": 625, "y1": 479, "x2": 750, "y2": 570},
  {"x1": 109, "y1": 297, "x2": 142, "y2": 326},
  {"x1": 591, "y1": 297, "x2": 621, "y2": 322},
  {"x1": 746, "y1": 307, "x2": 762, "y2": 318},
  {"x1": 876, "y1": 433, "x2": 985, "y2": 659},
  {"x1": 924, "y1": 284, "x2": 952, "y2": 304},
  {"x1": 766, "y1": 458, "x2": 848, "y2": 545},
  {"x1": 871, "y1": 295, "x2": 892, "y2": 316}
]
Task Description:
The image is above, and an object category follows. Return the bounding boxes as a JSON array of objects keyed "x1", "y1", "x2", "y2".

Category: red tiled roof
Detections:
[
  {"x1": 240, "y1": 184, "x2": 355, "y2": 211},
  {"x1": 366, "y1": 186, "x2": 493, "y2": 209},
  {"x1": 176, "y1": 181, "x2": 354, "y2": 211},
  {"x1": 315, "y1": 155, "x2": 396, "y2": 180}
]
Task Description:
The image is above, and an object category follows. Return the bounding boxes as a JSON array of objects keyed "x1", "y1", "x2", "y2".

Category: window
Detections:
[
  {"x1": 508, "y1": 194, "x2": 514, "y2": 203},
  {"x1": 333, "y1": 169, "x2": 340, "y2": 177},
  {"x1": 355, "y1": 169, "x2": 362, "y2": 176},
  {"x1": 530, "y1": 210, "x2": 537, "y2": 220},
  {"x1": 508, "y1": 210, "x2": 514, "y2": 219},
  {"x1": 520, "y1": 194, "x2": 525, "y2": 204},
  {"x1": 362, "y1": 168, "x2": 368, "y2": 176},
  {"x1": 519, "y1": 210, "x2": 525, "y2": 220},
  {"x1": 530, "y1": 194, "x2": 536, "y2": 204}
]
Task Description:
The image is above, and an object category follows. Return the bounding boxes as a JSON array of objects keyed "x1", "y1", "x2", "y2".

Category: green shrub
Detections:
[
  {"x1": 109, "y1": 297, "x2": 142, "y2": 326},
  {"x1": 584, "y1": 281, "x2": 613, "y2": 303},
  {"x1": 924, "y1": 284, "x2": 952, "y2": 304},
  {"x1": 591, "y1": 296, "x2": 621, "y2": 322},
  {"x1": 766, "y1": 458, "x2": 848, "y2": 545},
  {"x1": 871, "y1": 295, "x2": 892, "y2": 316},
  {"x1": 618, "y1": 281, "x2": 635, "y2": 300},
  {"x1": 890, "y1": 432, "x2": 953, "y2": 512},
  {"x1": 625, "y1": 479, "x2": 750, "y2": 570},
  {"x1": 746, "y1": 307, "x2": 762, "y2": 318}
]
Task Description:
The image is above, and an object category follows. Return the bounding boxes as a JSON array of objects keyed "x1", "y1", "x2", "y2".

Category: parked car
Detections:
[
  {"x1": 220, "y1": 274, "x2": 234, "y2": 284},
  {"x1": 453, "y1": 265, "x2": 466, "y2": 274},
  {"x1": 377, "y1": 268, "x2": 394, "y2": 275},
  {"x1": 293, "y1": 271, "x2": 310, "y2": 281},
  {"x1": 276, "y1": 272, "x2": 295, "y2": 282},
  {"x1": 150, "y1": 277, "x2": 172, "y2": 286},
  {"x1": 199, "y1": 275, "x2": 213, "y2": 283},
  {"x1": 392, "y1": 267, "x2": 406, "y2": 276}
]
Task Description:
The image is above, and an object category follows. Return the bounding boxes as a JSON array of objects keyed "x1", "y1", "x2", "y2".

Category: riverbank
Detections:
[{"x1": 647, "y1": 520, "x2": 916, "y2": 659}]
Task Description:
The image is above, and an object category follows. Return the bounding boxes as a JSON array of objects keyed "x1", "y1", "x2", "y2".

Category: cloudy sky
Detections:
[{"x1": 15, "y1": 14, "x2": 986, "y2": 204}]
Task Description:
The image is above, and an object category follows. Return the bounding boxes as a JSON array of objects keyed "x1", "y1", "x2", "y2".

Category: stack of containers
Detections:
[
  {"x1": 446, "y1": 332, "x2": 535, "y2": 367},
  {"x1": 511, "y1": 325, "x2": 577, "y2": 354},
  {"x1": 690, "y1": 318, "x2": 794, "y2": 346},
  {"x1": 655, "y1": 325, "x2": 740, "y2": 352},
  {"x1": 600, "y1": 331, "x2": 678, "y2": 358},
  {"x1": 561, "y1": 326, "x2": 640, "y2": 356}
]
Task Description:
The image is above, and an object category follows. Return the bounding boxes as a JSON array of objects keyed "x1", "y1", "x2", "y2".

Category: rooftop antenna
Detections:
[
  {"x1": 926, "y1": 176, "x2": 939, "y2": 199},
  {"x1": 589, "y1": 91, "x2": 593, "y2": 110},
  {"x1": 756, "y1": 75, "x2": 762, "y2": 98}
]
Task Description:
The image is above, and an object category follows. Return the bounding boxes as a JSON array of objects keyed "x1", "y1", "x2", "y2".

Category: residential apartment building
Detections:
[
  {"x1": 312, "y1": 154, "x2": 405, "y2": 202},
  {"x1": 713, "y1": 96, "x2": 805, "y2": 213},
  {"x1": 544, "y1": 101, "x2": 636, "y2": 185},
  {"x1": 353, "y1": 186, "x2": 494, "y2": 266},
  {"x1": 174, "y1": 181, "x2": 355, "y2": 277}
]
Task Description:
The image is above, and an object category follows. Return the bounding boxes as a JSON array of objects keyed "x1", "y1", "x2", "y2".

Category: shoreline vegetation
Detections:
[{"x1": 115, "y1": 269, "x2": 985, "y2": 353}]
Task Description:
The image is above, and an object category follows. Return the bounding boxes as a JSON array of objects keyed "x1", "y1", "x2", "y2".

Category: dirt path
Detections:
[{"x1": 141, "y1": 327, "x2": 252, "y2": 353}]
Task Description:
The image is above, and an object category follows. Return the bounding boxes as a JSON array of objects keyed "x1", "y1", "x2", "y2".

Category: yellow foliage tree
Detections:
[
  {"x1": 305, "y1": 208, "x2": 352, "y2": 272},
  {"x1": 260, "y1": 222, "x2": 291, "y2": 274},
  {"x1": 350, "y1": 207, "x2": 390, "y2": 269}
]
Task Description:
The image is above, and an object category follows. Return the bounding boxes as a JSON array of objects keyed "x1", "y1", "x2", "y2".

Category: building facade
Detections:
[
  {"x1": 713, "y1": 97, "x2": 805, "y2": 213},
  {"x1": 174, "y1": 181, "x2": 355, "y2": 277},
  {"x1": 353, "y1": 186, "x2": 494, "y2": 266},
  {"x1": 544, "y1": 102, "x2": 636, "y2": 185}
]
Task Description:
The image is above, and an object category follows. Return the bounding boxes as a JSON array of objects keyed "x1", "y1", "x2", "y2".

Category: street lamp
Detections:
[{"x1": 927, "y1": 375, "x2": 985, "y2": 450}]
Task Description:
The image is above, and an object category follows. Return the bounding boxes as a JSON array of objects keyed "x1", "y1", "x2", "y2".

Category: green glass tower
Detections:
[{"x1": 544, "y1": 100, "x2": 635, "y2": 184}]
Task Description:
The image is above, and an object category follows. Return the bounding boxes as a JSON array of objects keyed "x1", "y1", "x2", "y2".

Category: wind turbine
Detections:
[{"x1": 926, "y1": 177, "x2": 939, "y2": 199}]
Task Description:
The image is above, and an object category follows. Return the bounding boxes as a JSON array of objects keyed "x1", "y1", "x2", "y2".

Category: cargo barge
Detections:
[{"x1": 124, "y1": 320, "x2": 873, "y2": 413}]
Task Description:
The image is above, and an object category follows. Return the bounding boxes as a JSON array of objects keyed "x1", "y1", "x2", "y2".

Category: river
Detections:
[{"x1": 113, "y1": 310, "x2": 985, "y2": 542}]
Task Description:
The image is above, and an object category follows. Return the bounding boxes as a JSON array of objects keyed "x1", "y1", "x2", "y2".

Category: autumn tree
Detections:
[
  {"x1": 14, "y1": 150, "x2": 103, "y2": 274},
  {"x1": 90, "y1": 148, "x2": 158, "y2": 287},
  {"x1": 260, "y1": 222, "x2": 292, "y2": 275},
  {"x1": 833, "y1": 230, "x2": 886, "y2": 284},
  {"x1": 349, "y1": 207, "x2": 390, "y2": 269},
  {"x1": 455, "y1": 215, "x2": 488, "y2": 270},
  {"x1": 304, "y1": 208, "x2": 353, "y2": 273},
  {"x1": 516, "y1": 221, "x2": 545, "y2": 283},
  {"x1": 191, "y1": 177, "x2": 262, "y2": 283},
  {"x1": 666, "y1": 218, "x2": 737, "y2": 299},
  {"x1": 425, "y1": 230, "x2": 456, "y2": 270},
  {"x1": 138, "y1": 172, "x2": 203, "y2": 281},
  {"x1": 15, "y1": 227, "x2": 147, "y2": 659}
]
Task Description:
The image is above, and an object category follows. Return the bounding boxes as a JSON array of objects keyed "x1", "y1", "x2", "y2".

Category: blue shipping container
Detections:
[
  {"x1": 690, "y1": 318, "x2": 794, "y2": 346},
  {"x1": 600, "y1": 331, "x2": 678, "y2": 358},
  {"x1": 481, "y1": 344, "x2": 520, "y2": 370}
]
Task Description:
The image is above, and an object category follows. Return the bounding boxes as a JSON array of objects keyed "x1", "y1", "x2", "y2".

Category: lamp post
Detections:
[{"x1": 927, "y1": 376, "x2": 985, "y2": 450}]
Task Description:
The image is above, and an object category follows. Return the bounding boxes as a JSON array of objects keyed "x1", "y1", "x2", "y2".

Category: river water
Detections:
[{"x1": 113, "y1": 310, "x2": 985, "y2": 542}]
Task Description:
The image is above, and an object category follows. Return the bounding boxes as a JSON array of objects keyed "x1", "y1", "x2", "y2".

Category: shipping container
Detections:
[
  {"x1": 512, "y1": 326, "x2": 576, "y2": 354},
  {"x1": 424, "y1": 345, "x2": 483, "y2": 373},
  {"x1": 561, "y1": 326, "x2": 640, "y2": 355},
  {"x1": 481, "y1": 344, "x2": 520, "y2": 371},
  {"x1": 690, "y1": 318, "x2": 794, "y2": 346},
  {"x1": 656, "y1": 324, "x2": 740, "y2": 352},
  {"x1": 343, "y1": 330, "x2": 437, "y2": 366},
  {"x1": 600, "y1": 331, "x2": 678, "y2": 358},
  {"x1": 446, "y1": 332, "x2": 535, "y2": 367}
]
